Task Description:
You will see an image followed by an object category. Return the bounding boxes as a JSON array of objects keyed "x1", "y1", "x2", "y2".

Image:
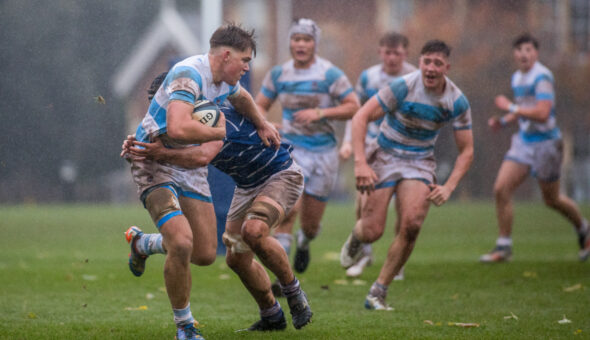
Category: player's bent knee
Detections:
[
  {"x1": 365, "y1": 227, "x2": 385, "y2": 243},
  {"x1": 191, "y1": 249, "x2": 216, "y2": 266},
  {"x1": 166, "y1": 233, "x2": 193, "y2": 258},
  {"x1": 400, "y1": 222, "x2": 422, "y2": 242},
  {"x1": 542, "y1": 196, "x2": 560, "y2": 209},
  {"x1": 144, "y1": 186, "x2": 182, "y2": 228},
  {"x1": 245, "y1": 201, "x2": 281, "y2": 230},
  {"x1": 360, "y1": 220, "x2": 386, "y2": 242},
  {"x1": 241, "y1": 221, "x2": 269, "y2": 248}
]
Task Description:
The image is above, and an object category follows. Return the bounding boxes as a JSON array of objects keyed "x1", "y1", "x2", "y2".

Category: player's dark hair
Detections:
[
  {"x1": 379, "y1": 32, "x2": 409, "y2": 49},
  {"x1": 420, "y1": 39, "x2": 451, "y2": 57},
  {"x1": 147, "y1": 72, "x2": 168, "y2": 102},
  {"x1": 512, "y1": 33, "x2": 539, "y2": 50},
  {"x1": 210, "y1": 23, "x2": 257, "y2": 57}
]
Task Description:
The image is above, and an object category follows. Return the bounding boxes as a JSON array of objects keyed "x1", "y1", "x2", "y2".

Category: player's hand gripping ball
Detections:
[{"x1": 192, "y1": 100, "x2": 221, "y2": 127}]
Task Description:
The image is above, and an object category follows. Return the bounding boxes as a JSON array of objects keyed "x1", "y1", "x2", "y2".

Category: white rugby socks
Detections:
[{"x1": 136, "y1": 233, "x2": 166, "y2": 255}]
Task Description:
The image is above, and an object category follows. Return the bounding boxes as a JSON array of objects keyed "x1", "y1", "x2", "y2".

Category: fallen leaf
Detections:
[
  {"x1": 435, "y1": 322, "x2": 442, "y2": 326},
  {"x1": 125, "y1": 305, "x2": 148, "y2": 311},
  {"x1": 574, "y1": 329, "x2": 582, "y2": 335},
  {"x1": 146, "y1": 293, "x2": 154, "y2": 300},
  {"x1": 558, "y1": 315, "x2": 572, "y2": 324},
  {"x1": 451, "y1": 293, "x2": 459, "y2": 300},
  {"x1": 219, "y1": 274, "x2": 230, "y2": 280},
  {"x1": 523, "y1": 271, "x2": 537, "y2": 278},
  {"x1": 334, "y1": 279, "x2": 349, "y2": 286},
  {"x1": 448, "y1": 322, "x2": 480, "y2": 328},
  {"x1": 352, "y1": 279, "x2": 366, "y2": 286},
  {"x1": 503, "y1": 312, "x2": 519, "y2": 320},
  {"x1": 320, "y1": 285, "x2": 329, "y2": 290},
  {"x1": 424, "y1": 320, "x2": 434, "y2": 325},
  {"x1": 27, "y1": 312, "x2": 37, "y2": 319},
  {"x1": 563, "y1": 283, "x2": 582, "y2": 292},
  {"x1": 82, "y1": 274, "x2": 97, "y2": 281},
  {"x1": 94, "y1": 95, "x2": 106, "y2": 104},
  {"x1": 323, "y1": 252, "x2": 340, "y2": 261}
]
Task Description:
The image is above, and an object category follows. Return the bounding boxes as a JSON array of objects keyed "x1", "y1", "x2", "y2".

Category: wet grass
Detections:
[{"x1": 0, "y1": 202, "x2": 589, "y2": 339}]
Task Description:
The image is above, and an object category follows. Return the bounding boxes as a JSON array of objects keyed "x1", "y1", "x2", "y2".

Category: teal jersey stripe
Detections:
[
  {"x1": 385, "y1": 114, "x2": 439, "y2": 141},
  {"x1": 398, "y1": 101, "x2": 453, "y2": 123},
  {"x1": 377, "y1": 133, "x2": 434, "y2": 153}
]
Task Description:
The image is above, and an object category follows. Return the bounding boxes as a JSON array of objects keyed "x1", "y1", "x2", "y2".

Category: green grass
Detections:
[{"x1": 1, "y1": 202, "x2": 589, "y2": 339}]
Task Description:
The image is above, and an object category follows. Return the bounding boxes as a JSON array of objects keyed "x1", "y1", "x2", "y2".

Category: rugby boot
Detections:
[
  {"x1": 176, "y1": 321, "x2": 204, "y2": 340},
  {"x1": 125, "y1": 226, "x2": 148, "y2": 276},
  {"x1": 287, "y1": 290, "x2": 312, "y2": 329},
  {"x1": 364, "y1": 294, "x2": 394, "y2": 311},
  {"x1": 340, "y1": 233, "x2": 364, "y2": 268},
  {"x1": 247, "y1": 309, "x2": 287, "y2": 331},
  {"x1": 479, "y1": 245, "x2": 512, "y2": 263},
  {"x1": 579, "y1": 229, "x2": 590, "y2": 261}
]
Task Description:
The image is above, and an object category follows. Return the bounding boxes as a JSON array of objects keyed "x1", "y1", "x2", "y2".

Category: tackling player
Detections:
[
  {"x1": 480, "y1": 33, "x2": 590, "y2": 263},
  {"x1": 340, "y1": 40, "x2": 474, "y2": 310}
]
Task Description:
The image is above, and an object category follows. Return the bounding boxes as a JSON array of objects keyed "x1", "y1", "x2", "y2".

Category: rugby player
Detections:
[
  {"x1": 255, "y1": 18, "x2": 360, "y2": 275},
  {"x1": 480, "y1": 33, "x2": 590, "y2": 263},
  {"x1": 339, "y1": 32, "x2": 417, "y2": 279},
  {"x1": 340, "y1": 40, "x2": 474, "y2": 310},
  {"x1": 121, "y1": 24, "x2": 279, "y2": 339}
]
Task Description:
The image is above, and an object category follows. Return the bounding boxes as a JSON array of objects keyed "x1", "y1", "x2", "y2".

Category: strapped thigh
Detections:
[
  {"x1": 142, "y1": 184, "x2": 182, "y2": 229},
  {"x1": 245, "y1": 201, "x2": 281, "y2": 230}
]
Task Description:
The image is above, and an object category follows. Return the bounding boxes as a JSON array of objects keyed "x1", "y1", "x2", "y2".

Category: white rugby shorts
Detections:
[
  {"x1": 365, "y1": 139, "x2": 436, "y2": 189},
  {"x1": 291, "y1": 147, "x2": 339, "y2": 201},
  {"x1": 131, "y1": 159, "x2": 212, "y2": 202},
  {"x1": 504, "y1": 134, "x2": 562, "y2": 182}
]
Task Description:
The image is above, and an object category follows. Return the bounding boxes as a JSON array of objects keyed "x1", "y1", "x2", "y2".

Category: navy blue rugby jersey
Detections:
[{"x1": 211, "y1": 106, "x2": 293, "y2": 189}]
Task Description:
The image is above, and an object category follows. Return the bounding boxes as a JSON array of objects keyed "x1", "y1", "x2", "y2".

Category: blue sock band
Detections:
[{"x1": 260, "y1": 301, "x2": 282, "y2": 319}]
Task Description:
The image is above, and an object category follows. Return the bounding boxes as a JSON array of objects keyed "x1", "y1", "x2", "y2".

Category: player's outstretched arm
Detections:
[
  {"x1": 231, "y1": 90, "x2": 281, "y2": 148},
  {"x1": 427, "y1": 129, "x2": 474, "y2": 206},
  {"x1": 167, "y1": 100, "x2": 226, "y2": 144},
  {"x1": 124, "y1": 135, "x2": 223, "y2": 168}
]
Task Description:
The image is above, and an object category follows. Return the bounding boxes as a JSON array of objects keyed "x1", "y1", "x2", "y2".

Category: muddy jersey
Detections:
[
  {"x1": 260, "y1": 56, "x2": 353, "y2": 151},
  {"x1": 211, "y1": 107, "x2": 293, "y2": 189},
  {"x1": 135, "y1": 54, "x2": 240, "y2": 145},
  {"x1": 344, "y1": 61, "x2": 417, "y2": 143},
  {"x1": 376, "y1": 70, "x2": 472, "y2": 159}
]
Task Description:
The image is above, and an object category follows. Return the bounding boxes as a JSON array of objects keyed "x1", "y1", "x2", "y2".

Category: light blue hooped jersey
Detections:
[
  {"x1": 376, "y1": 70, "x2": 472, "y2": 159},
  {"x1": 346, "y1": 61, "x2": 416, "y2": 142},
  {"x1": 135, "y1": 54, "x2": 240, "y2": 145},
  {"x1": 511, "y1": 61, "x2": 560, "y2": 143},
  {"x1": 260, "y1": 56, "x2": 354, "y2": 152}
]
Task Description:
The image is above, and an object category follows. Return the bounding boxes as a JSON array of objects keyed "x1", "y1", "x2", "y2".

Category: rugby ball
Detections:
[{"x1": 192, "y1": 100, "x2": 221, "y2": 127}]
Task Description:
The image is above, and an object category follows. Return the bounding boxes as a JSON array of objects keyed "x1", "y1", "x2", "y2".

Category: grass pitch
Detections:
[{"x1": 1, "y1": 202, "x2": 589, "y2": 339}]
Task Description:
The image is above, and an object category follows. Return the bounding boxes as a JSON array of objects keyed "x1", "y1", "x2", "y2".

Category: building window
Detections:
[{"x1": 571, "y1": 0, "x2": 590, "y2": 52}]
